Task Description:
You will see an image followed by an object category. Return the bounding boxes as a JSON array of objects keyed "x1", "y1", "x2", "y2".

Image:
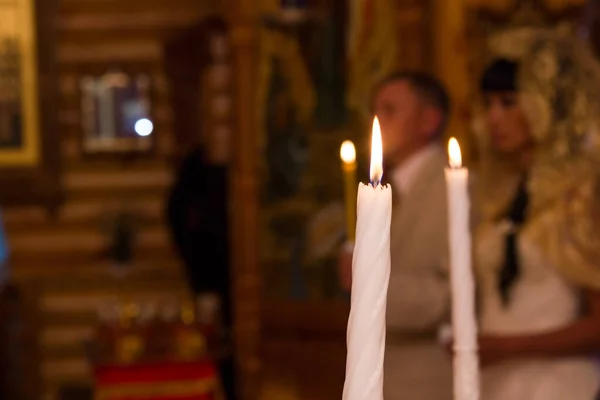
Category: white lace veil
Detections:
[{"x1": 475, "y1": 27, "x2": 600, "y2": 290}]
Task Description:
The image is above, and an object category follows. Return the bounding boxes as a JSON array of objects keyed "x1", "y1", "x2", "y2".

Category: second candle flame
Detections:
[
  {"x1": 370, "y1": 117, "x2": 383, "y2": 185},
  {"x1": 340, "y1": 140, "x2": 356, "y2": 164},
  {"x1": 448, "y1": 137, "x2": 462, "y2": 169}
]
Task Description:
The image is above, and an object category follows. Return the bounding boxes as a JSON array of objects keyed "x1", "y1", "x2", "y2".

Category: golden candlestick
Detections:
[{"x1": 340, "y1": 140, "x2": 357, "y2": 241}]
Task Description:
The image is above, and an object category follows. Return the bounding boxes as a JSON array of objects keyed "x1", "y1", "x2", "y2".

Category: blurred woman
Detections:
[{"x1": 472, "y1": 28, "x2": 600, "y2": 399}]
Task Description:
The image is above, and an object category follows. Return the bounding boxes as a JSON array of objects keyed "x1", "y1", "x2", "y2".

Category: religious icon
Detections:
[
  {"x1": 259, "y1": 0, "x2": 355, "y2": 300},
  {"x1": 0, "y1": 0, "x2": 41, "y2": 166},
  {"x1": 0, "y1": 38, "x2": 21, "y2": 149},
  {"x1": 80, "y1": 71, "x2": 153, "y2": 154}
]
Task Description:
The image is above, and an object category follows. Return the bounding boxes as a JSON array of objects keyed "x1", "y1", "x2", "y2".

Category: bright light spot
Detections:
[
  {"x1": 134, "y1": 118, "x2": 153, "y2": 137},
  {"x1": 340, "y1": 140, "x2": 356, "y2": 164}
]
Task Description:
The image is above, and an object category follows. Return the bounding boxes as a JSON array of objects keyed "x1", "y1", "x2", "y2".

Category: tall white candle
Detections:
[
  {"x1": 445, "y1": 137, "x2": 479, "y2": 400},
  {"x1": 343, "y1": 117, "x2": 392, "y2": 400}
]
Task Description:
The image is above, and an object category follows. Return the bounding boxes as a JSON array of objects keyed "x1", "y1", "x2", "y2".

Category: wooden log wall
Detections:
[{"x1": 2, "y1": 0, "x2": 222, "y2": 397}]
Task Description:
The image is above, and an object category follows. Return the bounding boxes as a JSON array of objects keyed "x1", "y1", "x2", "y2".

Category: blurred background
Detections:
[{"x1": 0, "y1": 0, "x2": 594, "y2": 399}]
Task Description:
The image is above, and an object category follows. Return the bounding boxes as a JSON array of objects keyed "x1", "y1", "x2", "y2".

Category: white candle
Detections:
[
  {"x1": 445, "y1": 137, "x2": 479, "y2": 400},
  {"x1": 343, "y1": 117, "x2": 392, "y2": 400}
]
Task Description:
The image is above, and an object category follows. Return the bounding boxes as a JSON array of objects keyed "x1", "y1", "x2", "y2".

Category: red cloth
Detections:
[
  {"x1": 94, "y1": 361, "x2": 219, "y2": 400},
  {"x1": 99, "y1": 396, "x2": 211, "y2": 400}
]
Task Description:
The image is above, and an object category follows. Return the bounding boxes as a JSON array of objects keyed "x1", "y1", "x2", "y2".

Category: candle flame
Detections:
[
  {"x1": 448, "y1": 137, "x2": 462, "y2": 168},
  {"x1": 340, "y1": 140, "x2": 356, "y2": 164},
  {"x1": 370, "y1": 117, "x2": 383, "y2": 185}
]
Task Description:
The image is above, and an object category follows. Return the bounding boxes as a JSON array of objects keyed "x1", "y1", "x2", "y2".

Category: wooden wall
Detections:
[{"x1": 3, "y1": 0, "x2": 222, "y2": 398}]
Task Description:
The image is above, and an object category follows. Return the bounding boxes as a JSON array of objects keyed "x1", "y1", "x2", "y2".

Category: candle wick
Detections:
[{"x1": 371, "y1": 180, "x2": 380, "y2": 188}]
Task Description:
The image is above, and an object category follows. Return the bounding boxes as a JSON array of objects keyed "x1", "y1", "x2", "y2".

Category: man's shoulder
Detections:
[
  {"x1": 401, "y1": 151, "x2": 447, "y2": 218},
  {"x1": 412, "y1": 150, "x2": 447, "y2": 192},
  {"x1": 421, "y1": 146, "x2": 446, "y2": 173}
]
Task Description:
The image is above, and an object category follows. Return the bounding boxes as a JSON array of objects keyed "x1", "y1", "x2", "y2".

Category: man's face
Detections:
[
  {"x1": 373, "y1": 80, "x2": 439, "y2": 166},
  {"x1": 483, "y1": 92, "x2": 532, "y2": 154}
]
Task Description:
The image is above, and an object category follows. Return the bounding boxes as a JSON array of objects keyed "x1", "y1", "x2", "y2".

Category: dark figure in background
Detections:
[{"x1": 166, "y1": 147, "x2": 236, "y2": 399}]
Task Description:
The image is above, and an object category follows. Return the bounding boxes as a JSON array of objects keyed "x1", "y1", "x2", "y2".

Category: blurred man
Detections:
[{"x1": 339, "y1": 72, "x2": 452, "y2": 399}]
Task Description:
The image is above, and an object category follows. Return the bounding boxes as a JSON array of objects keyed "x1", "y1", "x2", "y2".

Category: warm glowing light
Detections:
[
  {"x1": 370, "y1": 117, "x2": 383, "y2": 184},
  {"x1": 134, "y1": 118, "x2": 153, "y2": 137},
  {"x1": 448, "y1": 137, "x2": 462, "y2": 168},
  {"x1": 340, "y1": 140, "x2": 356, "y2": 164}
]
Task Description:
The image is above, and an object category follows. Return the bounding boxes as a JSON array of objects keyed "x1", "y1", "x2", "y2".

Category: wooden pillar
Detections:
[{"x1": 229, "y1": 1, "x2": 261, "y2": 399}]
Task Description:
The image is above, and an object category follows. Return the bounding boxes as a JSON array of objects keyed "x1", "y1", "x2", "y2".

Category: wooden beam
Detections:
[
  {"x1": 57, "y1": 10, "x2": 215, "y2": 36},
  {"x1": 10, "y1": 246, "x2": 175, "y2": 274},
  {"x1": 229, "y1": 0, "x2": 261, "y2": 398},
  {"x1": 8, "y1": 226, "x2": 168, "y2": 254},
  {"x1": 63, "y1": 168, "x2": 171, "y2": 191},
  {"x1": 58, "y1": 40, "x2": 162, "y2": 64},
  {"x1": 59, "y1": 0, "x2": 219, "y2": 14}
]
